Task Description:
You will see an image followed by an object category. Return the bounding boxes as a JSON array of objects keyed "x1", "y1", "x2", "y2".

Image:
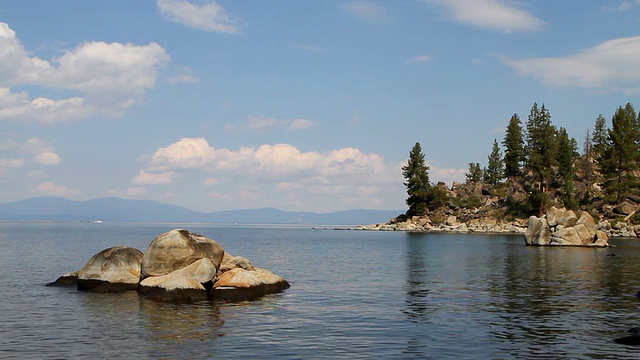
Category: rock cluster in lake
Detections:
[
  {"x1": 524, "y1": 206, "x2": 609, "y2": 247},
  {"x1": 48, "y1": 229, "x2": 290, "y2": 302}
]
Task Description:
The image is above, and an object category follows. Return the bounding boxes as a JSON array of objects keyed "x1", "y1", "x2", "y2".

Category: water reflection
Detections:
[{"x1": 404, "y1": 233, "x2": 433, "y2": 323}]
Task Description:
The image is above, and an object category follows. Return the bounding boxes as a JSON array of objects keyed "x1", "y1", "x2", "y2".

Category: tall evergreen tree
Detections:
[
  {"x1": 557, "y1": 127, "x2": 577, "y2": 209},
  {"x1": 592, "y1": 114, "x2": 608, "y2": 159},
  {"x1": 601, "y1": 104, "x2": 639, "y2": 202},
  {"x1": 582, "y1": 129, "x2": 595, "y2": 183},
  {"x1": 524, "y1": 103, "x2": 557, "y2": 193},
  {"x1": 485, "y1": 139, "x2": 504, "y2": 185},
  {"x1": 502, "y1": 114, "x2": 524, "y2": 178},
  {"x1": 402, "y1": 142, "x2": 431, "y2": 216},
  {"x1": 465, "y1": 162, "x2": 483, "y2": 184}
]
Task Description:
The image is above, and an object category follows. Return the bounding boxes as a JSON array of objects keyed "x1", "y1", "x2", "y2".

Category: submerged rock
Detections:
[
  {"x1": 77, "y1": 246, "x2": 143, "y2": 292},
  {"x1": 46, "y1": 270, "x2": 79, "y2": 287},
  {"x1": 614, "y1": 328, "x2": 640, "y2": 345}
]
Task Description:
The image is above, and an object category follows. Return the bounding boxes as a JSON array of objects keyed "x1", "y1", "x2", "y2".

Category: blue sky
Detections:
[{"x1": 1, "y1": 1, "x2": 640, "y2": 212}]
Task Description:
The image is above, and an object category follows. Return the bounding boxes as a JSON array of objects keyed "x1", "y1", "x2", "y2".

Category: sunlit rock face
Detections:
[
  {"x1": 51, "y1": 228, "x2": 290, "y2": 302},
  {"x1": 524, "y1": 207, "x2": 609, "y2": 247},
  {"x1": 77, "y1": 246, "x2": 143, "y2": 292},
  {"x1": 140, "y1": 229, "x2": 225, "y2": 280}
]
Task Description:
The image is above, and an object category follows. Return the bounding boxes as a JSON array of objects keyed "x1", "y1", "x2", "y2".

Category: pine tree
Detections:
[
  {"x1": 402, "y1": 142, "x2": 431, "y2": 216},
  {"x1": 592, "y1": 114, "x2": 608, "y2": 159},
  {"x1": 524, "y1": 103, "x2": 557, "y2": 194},
  {"x1": 601, "y1": 104, "x2": 639, "y2": 202},
  {"x1": 465, "y1": 162, "x2": 483, "y2": 184},
  {"x1": 557, "y1": 127, "x2": 577, "y2": 209},
  {"x1": 582, "y1": 129, "x2": 595, "y2": 183},
  {"x1": 485, "y1": 139, "x2": 504, "y2": 185},
  {"x1": 502, "y1": 114, "x2": 524, "y2": 178}
]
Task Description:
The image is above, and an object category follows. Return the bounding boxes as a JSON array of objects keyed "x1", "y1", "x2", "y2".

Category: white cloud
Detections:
[
  {"x1": 287, "y1": 118, "x2": 314, "y2": 130},
  {"x1": 407, "y1": 55, "x2": 432, "y2": 64},
  {"x1": 32, "y1": 181, "x2": 78, "y2": 197},
  {"x1": 137, "y1": 137, "x2": 405, "y2": 210},
  {"x1": 225, "y1": 115, "x2": 314, "y2": 132},
  {"x1": 157, "y1": 0, "x2": 241, "y2": 34},
  {"x1": 0, "y1": 137, "x2": 61, "y2": 167},
  {"x1": 125, "y1": 187, "x2": 148, "y2": 196},
  {"x1": 26, "y1": 170, "x2": 46, "y2": 178},
  {"x1": 602, "y1": 1, "x2": 640, "y2": 11},
  {"x1": 0, "y1": 158, "x2": 24, "y2": 168},
  {"x1": 33, "y1": 152, "x2": 61, "y2": 165},
  {"x1": 503, "y1": 36, "x2": 640, "y2": 93},
  {"x1": 428, "y1": 164, "x2": 467, "y2": 186},
  {"x1": 428, "y1": 0, "x2": 545, "y2": 32},
  {"x1": 149, "y1": 137, "x2": 217, "y2": 170},
  {"x1": 132, "y1": 170, "x2": 180, "y2": 185},
  {"x1": 165, "y1": 66, "x2": 199, "y2": 84},
  {"x1": 204, "y1": 177, "x2": 218, "y2": 186},
  {"x1": 0, "y1": 22, "x2": 169, "y2": 123},
  {"x1": 147, "y1": 138, "x2": 395, "y2": 179},
  {"x1": 166, "y1": 73, "x2": 199, "y2": 84},
  {"x1": 341, "y1": 1, "x2": 390, "y2": 24}
]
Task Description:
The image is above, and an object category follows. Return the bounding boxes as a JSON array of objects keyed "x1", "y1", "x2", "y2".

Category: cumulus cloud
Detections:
[
  {"x1": 33, "y1": 152, "x2": 61, "y2": 165},
  {"x1": 0, "y1": 158, "x2": 24, "y2": 168},
  {"x1": 225, "y1": 115, "x2": 314, "y2": 132},
  {"x1": 204, "y1": 177, "x2": 218, "y2": 186},
  {"x1": 135, "y1": 137, "x2": 405, "y2": 210},
  {"x1": 428, "y1": 0, "x2": 545, "y2": 32},
  {"x1": 602, "y1": 1, "x2": 640, "y2": 11},
  {"x1": 157, "y1": 0, "x2": 241, "y2": 34},
  {"x1": 32, "y1": 181, "x2": 78, "y2": 197},
  {"x1": 0, "y1": 137, "x2": 61, "y2": 167},
  {"x1": 132, "y1": 170, "x2": 180, "y2": 185},
  {"x1": 0, "y1": 22, "x2": 169, "y2": 123},
  {"x1": 503, "y1": 36, "x2": 640, "y2": 93},
  {"x1": 341, "y1": 1, "x2": 390, "y2": 24}
]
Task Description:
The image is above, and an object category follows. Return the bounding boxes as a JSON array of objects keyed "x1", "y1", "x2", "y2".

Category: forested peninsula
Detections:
[{"x1": 360, "y1": 102, "x2": 640, "y2": 238}]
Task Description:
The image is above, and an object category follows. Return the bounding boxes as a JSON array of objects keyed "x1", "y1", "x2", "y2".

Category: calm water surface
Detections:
[{"x1": 0, "y1": 221, "x2": 639, "y2": 359}]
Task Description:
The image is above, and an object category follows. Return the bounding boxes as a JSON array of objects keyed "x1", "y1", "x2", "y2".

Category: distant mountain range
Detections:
[{"x1": 0, "y1": 197, "x2": 403, "y2": 225}]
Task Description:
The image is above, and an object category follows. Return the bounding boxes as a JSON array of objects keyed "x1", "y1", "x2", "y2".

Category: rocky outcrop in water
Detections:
[
  {"x1": 524, "y1": 207, "x2": 609, "y2": 247},
  {"x1": 76, "y1": 246, "x2": 144, "y2": 292},
  {"x1": 48, "y1": 229, "x2": 290, "y2": 302}
]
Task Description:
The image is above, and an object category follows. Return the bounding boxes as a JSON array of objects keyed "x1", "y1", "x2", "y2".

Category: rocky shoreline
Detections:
[{"x1": 355, "y1": 209, "x2": 640, "y2": 239}]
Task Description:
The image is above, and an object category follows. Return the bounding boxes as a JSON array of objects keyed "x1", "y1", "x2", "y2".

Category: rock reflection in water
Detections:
[
  {"x1": 404, "y1": 233, "x2": 433, "y2": 323},
  {"x1": 139, "y1": 298, "x2": 225, "y2": 342}
]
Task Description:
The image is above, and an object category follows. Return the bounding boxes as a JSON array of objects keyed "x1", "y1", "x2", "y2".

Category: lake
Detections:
[{"x1": 0, "y1": 221, "x2": 639, "y2": 359}]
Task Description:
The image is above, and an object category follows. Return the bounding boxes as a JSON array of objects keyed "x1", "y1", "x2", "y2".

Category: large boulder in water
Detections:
[
  {"x1": 211, "y1": 267, "x2": 290, "y2": 301},
  {"x1": 524, "y1": 216, "x2": 551, "y2": 246},
  {"x1": 77, "y1": 246, "x2": 143, "y2": 292},
  {"x1": 139, "y1": 258, "x2": 217, "y2": 302},
  {"x1": 525, "y1": 208, "x2": 609, "y2": 247},
  {"x1": 140, "y1": 229, "x2": 224, "y2": 280},
  {"x1": 546, "y1": 206, "x2": 578, "y2": 228}
]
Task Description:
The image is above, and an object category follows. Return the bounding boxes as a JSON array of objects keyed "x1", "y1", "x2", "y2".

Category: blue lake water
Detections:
[{"x1": 1, "y1": 221, "x2": 639, "y2": 359}]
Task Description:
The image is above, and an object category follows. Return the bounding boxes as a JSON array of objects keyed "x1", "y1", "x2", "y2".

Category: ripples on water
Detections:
[{"x1": 0, "y1": 222, "x2": 639, "y2": 359}]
